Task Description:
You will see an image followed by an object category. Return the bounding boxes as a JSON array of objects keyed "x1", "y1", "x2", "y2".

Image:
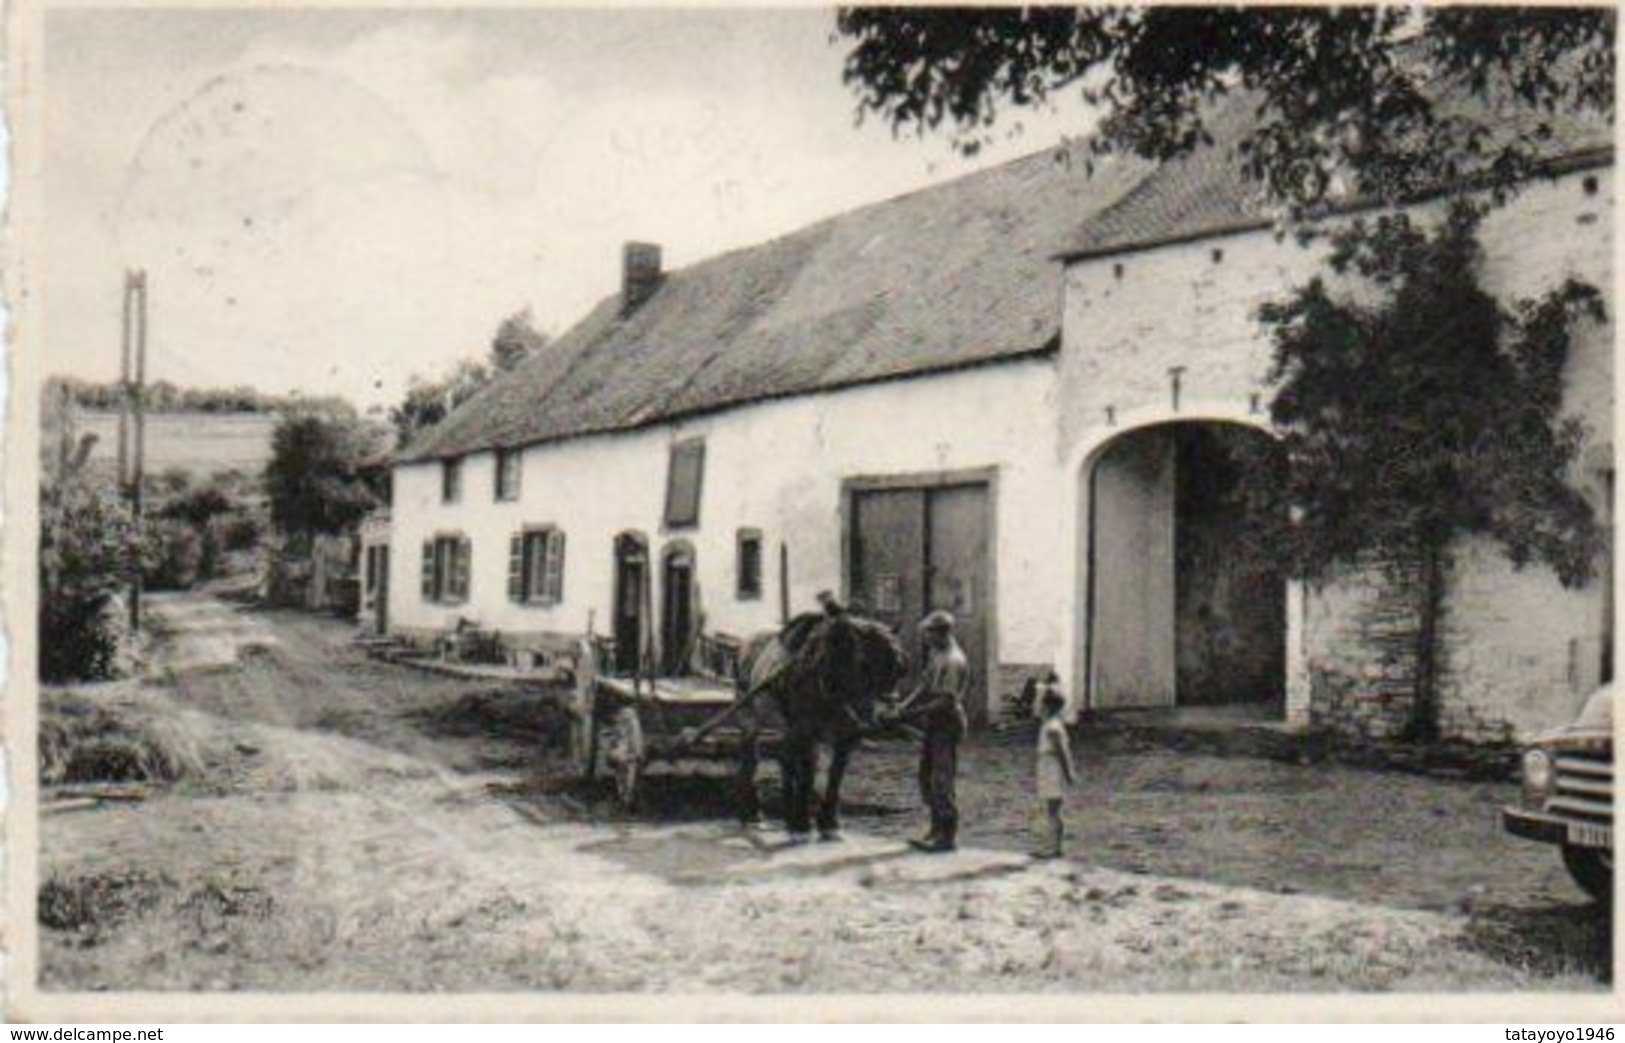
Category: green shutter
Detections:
[
  {"x1": 664, "y1": 439, "x2": 706, "y2": 528},
  {"x1": 420, "y1": 540, "x2": 435, "y2": 600},
  {"x1": 545, "y1": 530, "x2": 567, "y2": 604},
  {"x1": 508, "y1": 534, "x2": 524, "y2": 602},
  {"x1": 452, "y1": 537, "x2": 471, "y2": 602}
]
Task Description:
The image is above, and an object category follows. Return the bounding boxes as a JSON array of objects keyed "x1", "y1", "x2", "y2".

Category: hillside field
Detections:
[{"x1": 70, "y1": 410, "x2": 280, "y2": 483}]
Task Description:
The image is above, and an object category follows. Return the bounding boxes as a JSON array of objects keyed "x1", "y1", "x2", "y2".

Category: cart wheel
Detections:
[
  {"x1": 570, "y1": 703, "x2": 598, "y2": 780},
  {"x1": 604, "y1": 705, "x2": 645, "y2": 812},
  {"x1": 569, "y1": 644, "x2": 599, "y2": 779}
]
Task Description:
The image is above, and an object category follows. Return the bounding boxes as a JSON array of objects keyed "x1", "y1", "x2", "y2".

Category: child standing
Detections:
[{"x1": 1032, "y1": 682, "x2": 1076, "y2": 859}]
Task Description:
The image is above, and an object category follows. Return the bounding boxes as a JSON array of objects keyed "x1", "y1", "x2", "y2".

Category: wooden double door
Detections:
[{"x1": 849, "y1": 481, "x2": 991, "y2": 723}]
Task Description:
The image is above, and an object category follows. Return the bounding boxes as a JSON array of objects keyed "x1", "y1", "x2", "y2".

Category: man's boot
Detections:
[{"x1": 914, "y1": 817, "x2": 956, "y2": 853}]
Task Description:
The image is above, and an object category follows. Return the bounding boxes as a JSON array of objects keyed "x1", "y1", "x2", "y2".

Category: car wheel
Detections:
[{"x1": 1562, "y1": 845, "x2": 1612, "y2": 903}]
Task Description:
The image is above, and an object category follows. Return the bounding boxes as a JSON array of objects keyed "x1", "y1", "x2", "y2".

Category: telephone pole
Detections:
[
  {"x1": 121, "y1": 269, "x2": 149, "y2": 633},
  {"x1": 116, "y1": 274, "x2": 131, "y2": 490}
]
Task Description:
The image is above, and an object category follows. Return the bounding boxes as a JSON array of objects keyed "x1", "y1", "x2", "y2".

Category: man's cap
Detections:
[{"x1": 920, "y1": 609, "x2": 956, "y2": 631}]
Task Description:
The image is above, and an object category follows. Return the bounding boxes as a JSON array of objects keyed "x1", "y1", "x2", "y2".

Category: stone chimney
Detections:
[{"x1": 621, "y1": 241, "x2": 663, "y2": 316}]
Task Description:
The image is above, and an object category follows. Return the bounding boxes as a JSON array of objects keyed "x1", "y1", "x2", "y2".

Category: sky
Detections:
[{"x1": 43, "y1": 8, "x2": 1096, "y2": 410}]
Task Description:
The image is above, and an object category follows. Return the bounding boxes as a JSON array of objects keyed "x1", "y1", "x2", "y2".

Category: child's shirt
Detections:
[{"x1": 1036, "y1": 717, "x2": 1072, "y2": 799}]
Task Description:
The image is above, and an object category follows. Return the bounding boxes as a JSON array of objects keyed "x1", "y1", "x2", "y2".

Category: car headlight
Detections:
[{"x1": 1523, "y1": 748, "x2": 1555, "y2": 802}]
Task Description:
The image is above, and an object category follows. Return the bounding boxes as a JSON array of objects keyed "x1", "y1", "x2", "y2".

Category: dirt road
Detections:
[{"x1": 38, "y1": 592, "x2": 1607, "y2": 992}]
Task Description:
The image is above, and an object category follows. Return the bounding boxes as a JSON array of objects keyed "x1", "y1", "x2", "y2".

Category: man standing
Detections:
[{"x1": 889, "y1": 610, "x2": 969, "y2": 853}]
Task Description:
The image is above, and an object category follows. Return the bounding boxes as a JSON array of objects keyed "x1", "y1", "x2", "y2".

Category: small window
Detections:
[
  {"x1": 663, "y1": 438, "x2": 705, "y2": 529},
  {"x1": 736, "y1": 528, "x2": 763, "y2": 600},
  {"x1": 421, "y1": 534, "x2": 470, "y2": 603},
  {"x1": 441, "y1": 457, "x2": 463, "y2": 504},
  {"x1": 494, "y1": 447, "x2": 522, "y2": 502},
  {"x1": 508, "y1": 526, "x2": 566, "y2": 605}
]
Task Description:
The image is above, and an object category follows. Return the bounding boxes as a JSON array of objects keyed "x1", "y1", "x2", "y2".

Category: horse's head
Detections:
[{"x1": 813, "y1": 614, "x2": 909, "y2": 721}]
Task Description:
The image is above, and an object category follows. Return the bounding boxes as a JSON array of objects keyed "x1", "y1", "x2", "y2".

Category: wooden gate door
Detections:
[
  {"x1": 851, "y1": 489, "x2": 926, "y2": 634},
  {"x1": 661, "y1": 546, "x2": 696, "y2": 675},
  {"x1": 374, "y1": 546, "x2": 390, "y2": 635},
  {"x1": 613, "y1": 535, "x2": 648, "y2": 675},
  {"x1": 1088, "y1": 431, "x2": 1177, "y2": 709},
  {"x1": 925, "y1": 485, "x2": 990, "y2": 724},
  {"x1": 851, "y1": 482, "x2": 991, "y2": 722}
]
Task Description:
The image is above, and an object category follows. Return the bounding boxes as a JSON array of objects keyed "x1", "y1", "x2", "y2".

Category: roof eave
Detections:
[
  {"x1": 1054, "y1": 145, "x2": 1616, "y2": 266},
  {"x1": 391, "y1": 338, "x2": 1061, "y2": 467}
]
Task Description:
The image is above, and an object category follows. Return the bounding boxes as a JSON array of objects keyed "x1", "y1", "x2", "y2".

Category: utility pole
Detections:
[
  {"x1": 116, "y1": 274, "x2": 131, "y2": 490},
  {"x1": 121, "y1": 270, "x2": 149, "y2": 633}
]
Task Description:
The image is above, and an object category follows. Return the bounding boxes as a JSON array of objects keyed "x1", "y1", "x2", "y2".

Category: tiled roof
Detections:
[
  {"x1": 402, "y1": 77, "x2": 1611, "y2": 464},
  {"x1": 399, "y1": 144, "x2": 1149, "y2": 461},
  {"x1": 1063, "y1": 82, "x2": 1613, "y2": 261}
]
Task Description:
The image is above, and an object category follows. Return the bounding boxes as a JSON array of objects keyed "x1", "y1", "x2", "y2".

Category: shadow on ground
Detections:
[{"x1": 1462, "y1": 900, "x2": 1612, "y2": 984}]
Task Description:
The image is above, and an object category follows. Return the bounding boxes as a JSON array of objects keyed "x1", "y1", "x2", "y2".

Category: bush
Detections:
[
  {"x1": 144, "y1": 520, "x2": 202, "y2": 591},
  {"x1": 40, "y1": 595, "x2": 130, "y2": 683},
  {"x1": 219, "y1": 513, "x2": 263, "y2": 553},
  {"x1": 39, "y1": 480, "x2": 148, "y2": 683}
]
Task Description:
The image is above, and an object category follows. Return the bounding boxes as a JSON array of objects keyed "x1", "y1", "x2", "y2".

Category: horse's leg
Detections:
[
  {"x1": 817, "y1": 737, "x2": 854, "y2": 841},
  {"x1": 735, "y1": 712, "x2": 763, "y2": 827},
  {"x1": 786, "y1": 731, "x2": 819, "y2": 838},
  {"x1": 779, "y1": 732, "x2": 813, "y2": 839}
]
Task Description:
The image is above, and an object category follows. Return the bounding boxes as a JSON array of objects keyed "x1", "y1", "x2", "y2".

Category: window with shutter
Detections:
[
  {"x1": 515, "y1": 527, "x2": 566, "y2": 605},
  {"x1": 663, "y1": 438, "x2": 705, "y2": 528},
  {"x1": 507, "y1": 534, "x2": 524, "y2": 602},
  {"x1": 421, "y1": 540, "x2": 436, "y2": 600},
  {"x1": 736, "y1": 528, "x2": 763, "y2": 600}
]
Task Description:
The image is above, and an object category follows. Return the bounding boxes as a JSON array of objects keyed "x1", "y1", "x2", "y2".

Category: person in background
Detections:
[
  {"x1": 887, "y1": 610, "x2": 969, "y2": 853},
  {"x1": 1032, "y1": 682, "x2": 1077, "y2": 859}
]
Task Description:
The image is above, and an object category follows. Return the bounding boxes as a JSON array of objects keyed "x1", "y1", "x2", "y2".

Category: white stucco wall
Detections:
[
  {"x1": 1058, "y1": 166, "x2": 1614, "y2": 739},
  {"x1": 384, "y1": 165, "x2": 1610, "y2": 741},
  {"x1": 388, "y1": 358, "x2": 1064, "y2": 678}
]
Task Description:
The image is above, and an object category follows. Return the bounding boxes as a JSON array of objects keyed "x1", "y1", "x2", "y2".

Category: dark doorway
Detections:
[
  {"x1": 850, "y1": 480, "x2": 992, "y2": 724},
  {"x1": 661, "y1": 543, "x2": 697, "y2": 676},
  {"x1": 365, "y1": 545, "x2": 390, "y2": 636},
  {"x1": 613, "y1": 533, "x2": 649, "y2": 675},
  {"x1": 1087, "y1": 422, "x2": 1285, "y2": 713},
  {"x1": 1173, "y1": 426, "x2": 1286, "y2": 707}
]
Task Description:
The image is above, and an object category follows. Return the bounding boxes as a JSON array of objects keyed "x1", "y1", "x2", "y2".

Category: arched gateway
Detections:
[{"x1": 1060, "y1": 406, "x2": 1306, "y2": 721}]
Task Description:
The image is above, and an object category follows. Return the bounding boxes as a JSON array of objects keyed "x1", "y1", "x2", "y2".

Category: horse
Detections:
[{"x1": 733, "y1": 611, "x2": 909, "y2": 841}]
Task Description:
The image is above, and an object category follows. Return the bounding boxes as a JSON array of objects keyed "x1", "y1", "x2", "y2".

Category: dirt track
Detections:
[{"x1": 37, "y1": 592, "x2": 1608, "y2": 992}]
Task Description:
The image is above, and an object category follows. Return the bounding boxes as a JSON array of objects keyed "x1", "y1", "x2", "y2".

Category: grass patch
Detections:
[
  {"x1": 40, "y1": 688, "x2": 206, "y2": 785},
  {"x1": 39, "y1": 867, "x2": 173, "y2": 942}
]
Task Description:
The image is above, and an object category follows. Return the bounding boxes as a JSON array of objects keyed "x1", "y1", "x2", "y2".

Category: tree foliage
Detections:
[
  {"x1": 490, "y1": 308, "x2": 550, "y2": 374},
  {"x1": 159, "y1": 483, "x2": 235, "y2": 528},
  {"x1": 835, "y1": 7, "x2": 1613, "y2": 209},
  {"x1": 1253, "y1": 200, "x2": 1604, "y2": 738},
  {"x1": 265, "y1": 412, "x2": 380, "y2": 541},
  {"x1": 391, "y1": 308, "x2": 550, "y2": 448}
]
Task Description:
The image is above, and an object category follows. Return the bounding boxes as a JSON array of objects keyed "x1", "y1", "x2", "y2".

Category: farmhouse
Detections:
[{"x1": 387, "y1": 101, "x2": 1613, "y2": 742}]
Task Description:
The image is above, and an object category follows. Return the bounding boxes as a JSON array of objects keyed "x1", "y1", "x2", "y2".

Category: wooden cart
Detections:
[{"x1": 569, "y1": 632, "x2": 781, "y2": 810}]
